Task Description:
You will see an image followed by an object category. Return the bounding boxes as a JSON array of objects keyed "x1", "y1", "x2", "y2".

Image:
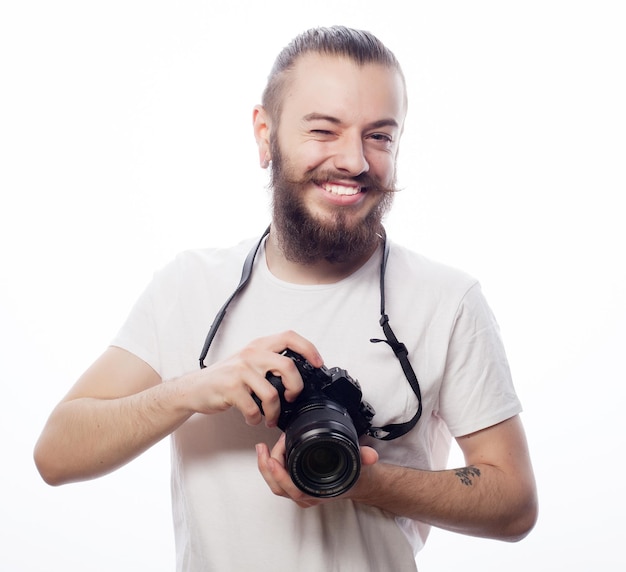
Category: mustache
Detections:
[{"x1": 281, "y1": 167, "x2": 399, "y2": 194}]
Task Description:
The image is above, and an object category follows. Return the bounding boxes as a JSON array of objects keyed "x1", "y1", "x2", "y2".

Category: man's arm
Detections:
[
  {"x1": 34, "y1": 346, "x2": 184, "y2": 485},
  {"x1": 34, "y1": 332, "x2": 323, "y2": 486},
  {"x1": 257, "y1": 415, "x2": 538, "y2": 541},
  {"x1": 354, "y1": 415, "x2": 537, "y2": 541}
]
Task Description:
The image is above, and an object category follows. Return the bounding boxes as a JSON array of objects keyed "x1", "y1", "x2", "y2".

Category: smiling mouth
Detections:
[{"x1": 320, "y1": 182, "x2": 363, "y2": 196}]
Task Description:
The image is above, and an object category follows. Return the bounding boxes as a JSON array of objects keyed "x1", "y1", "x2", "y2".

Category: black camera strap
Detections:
[
  {"x1": 199, "y1": 226, "x2": 270, "y2": 368},
  {"x1": 198, "y1": 226, "x2": 423, "y2": 441},
  {"x1": 367, "y1": 234, "x2": 423, "y2": 441}
]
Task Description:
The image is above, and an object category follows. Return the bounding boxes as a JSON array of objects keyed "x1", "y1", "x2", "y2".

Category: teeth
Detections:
[{"x1": 322, "y1": 183, "x2": 360, "y2": 196}]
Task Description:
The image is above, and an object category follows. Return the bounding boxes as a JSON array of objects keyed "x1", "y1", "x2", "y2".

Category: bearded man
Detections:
[{"x1": 35, "y1": 26, "x2": 537, "y2": 571}]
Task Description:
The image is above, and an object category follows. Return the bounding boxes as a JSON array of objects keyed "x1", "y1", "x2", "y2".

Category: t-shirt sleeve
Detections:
[
  {"x1": 438, "y1": 282, "x2": 522, "y2": 437},
  {"x1": 110, "y1": 269, "x2": 165, "y2": 376}
]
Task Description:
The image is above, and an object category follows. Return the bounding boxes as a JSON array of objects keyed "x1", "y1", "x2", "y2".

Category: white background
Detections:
[{"x1": 1, "y1": 1, "x2": 625, "y2": 570}]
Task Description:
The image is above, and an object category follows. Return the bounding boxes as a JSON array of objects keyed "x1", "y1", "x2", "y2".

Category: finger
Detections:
[
  {"x1": 252, "y1": 330, "x2": 324, "y2": 369},
  {"x1": 242, "y1": 331, "x2": 325, "y2": 407},
  {"x1": 238, "y1": 344, "x2": 303, "y2": 407},
  {"x1": 277, "y1": 330, "x2": 325, "y2": 369},
  {"x1": 257, "y1": 439, "x2": 309, "y2": 500},
  {"x1": 225, "y1": 350, "x2": 294, "y2": 426},
  {"x1": 360, "y1": 445, "x2": 379, "y2": 466},
  {"x1": 266, "y1": 453, "x2": 318, "y2": 504},
  {"x1": 265, "y1": 353, "x2": 304, "y2": 404},
  {"x1": 245, "y1": 376, "x2": 282, "y2": 426},
  {"x1": 227, "y1": 385, "x2": 266, "y2": 426},
  {"x1": 268, "y1": 432, "x2": 287, "y2": 463},
  {"x1": 257, "y1": 440, "x2": 329, "y2": 508},
  {"x1": 256, "y1": 442, "x2": 289, "y2": 497}
]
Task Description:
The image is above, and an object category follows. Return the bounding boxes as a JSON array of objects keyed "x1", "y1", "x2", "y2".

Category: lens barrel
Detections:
[{"x1": 284, "y1": 401, "x2": 361, "y2": 498}]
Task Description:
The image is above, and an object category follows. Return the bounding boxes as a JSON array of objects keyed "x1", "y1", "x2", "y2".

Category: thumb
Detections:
[{"x1": 360, "y1": 445, "x2": 379, "y2": 466}]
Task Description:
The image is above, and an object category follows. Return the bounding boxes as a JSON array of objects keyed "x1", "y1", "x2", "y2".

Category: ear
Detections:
[{"x1": 252, "y1": 105, "x2": 272, "y2": 169}]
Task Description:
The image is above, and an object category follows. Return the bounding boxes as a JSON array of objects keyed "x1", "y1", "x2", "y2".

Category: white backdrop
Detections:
[{"x1": 2, "y1": 1, "x2": 625, "y2": 570}]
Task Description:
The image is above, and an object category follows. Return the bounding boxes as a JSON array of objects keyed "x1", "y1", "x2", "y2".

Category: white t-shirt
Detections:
[{"x1": 112, "y1": 234, "x2": 521, "y2": 572}]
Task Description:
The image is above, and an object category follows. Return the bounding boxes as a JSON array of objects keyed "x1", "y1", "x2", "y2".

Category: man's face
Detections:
[{"x1": 268, "y1": 53, "x2": 406, "y2": 264}]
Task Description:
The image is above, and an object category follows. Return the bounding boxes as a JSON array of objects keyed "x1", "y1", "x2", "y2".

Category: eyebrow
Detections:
[{"x1": 302, "y1": 112, "x2": 399, "y2": 130}]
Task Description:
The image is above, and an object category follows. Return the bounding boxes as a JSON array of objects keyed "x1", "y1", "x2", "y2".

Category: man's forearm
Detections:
[
  {"x1": 351, "y1": 461, "x2": 537, "y2": 541},
  {"x1": 34, "y1": 381, "x2": 192, "y2": 485}
]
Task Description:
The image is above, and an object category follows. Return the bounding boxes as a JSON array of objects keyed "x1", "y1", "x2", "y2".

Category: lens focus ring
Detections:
[{"x1": 285, "y1": 404, "x2": 361, "y2": 498}]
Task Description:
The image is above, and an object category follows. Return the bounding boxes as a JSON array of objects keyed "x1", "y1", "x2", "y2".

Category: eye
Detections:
[
  {"x1": 309, "y1": 129, "x2": 337, "y2": 142},
  {"x1": 366, "y1": 132, "x2": 394, "y2": 150},
  {"x1": 368, "y1": 132, "x2": 393, "y2": 143}
]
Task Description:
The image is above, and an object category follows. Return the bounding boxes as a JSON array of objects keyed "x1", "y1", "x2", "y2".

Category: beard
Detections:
[{"x1": 269, "y1": 139, "x2": 397, "y2": 265}]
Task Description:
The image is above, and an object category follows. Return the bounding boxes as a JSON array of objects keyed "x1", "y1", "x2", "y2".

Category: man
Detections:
[{"x1": 35, "y1": 26, "x2": 537, "y2": 571}]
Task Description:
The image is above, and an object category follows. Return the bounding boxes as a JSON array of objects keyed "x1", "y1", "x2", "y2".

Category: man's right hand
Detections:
[
  {"x1": 177, "y1": 330, "x2": 324, "y2": 427},
  {"x1": 34, "y1": 330, "x2": 323, "y2": 485}
]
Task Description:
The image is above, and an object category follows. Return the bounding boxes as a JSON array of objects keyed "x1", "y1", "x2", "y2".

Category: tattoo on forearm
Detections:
[{"x1": 455, "y1": 466, "x2": 481, "y2": 486}]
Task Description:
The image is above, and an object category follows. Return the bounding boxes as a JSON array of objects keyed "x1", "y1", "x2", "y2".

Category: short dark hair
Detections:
[{"x1": 262, "y1": 26, "x2": 406, "y2": 124}]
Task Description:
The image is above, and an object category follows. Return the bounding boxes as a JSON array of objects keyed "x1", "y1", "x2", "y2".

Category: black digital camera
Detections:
[{"x1": 254, "y1": 349, "x2": 376, "y2": 498}]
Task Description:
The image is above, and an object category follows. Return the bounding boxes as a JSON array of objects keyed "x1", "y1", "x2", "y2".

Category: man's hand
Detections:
[
  {"x1": 185, "y1": 330, "x2": 324, "y2": 428},
  {"x1": 256, "y1": 433, "x2": 380, "y2": 508},
  {"x1": 258, "y1": 416, "x2": 537, "y2": 542},
  {"x1": 35, "y1": 330, "x2": 323, "y2": 485}
]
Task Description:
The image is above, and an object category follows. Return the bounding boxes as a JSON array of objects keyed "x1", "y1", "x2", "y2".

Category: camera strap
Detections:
[
  {"x1": 199, "y1": 225, "x2": 423, "y2": 441},
  {"x1": 367, "y1": 233, "x2": 423, "y2": 441},
  {"x1": 199, "y1": 226, "x2": 270, "y2": 368}
]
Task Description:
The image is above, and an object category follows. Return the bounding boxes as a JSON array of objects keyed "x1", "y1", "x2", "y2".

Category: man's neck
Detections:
[{"x1": 264, "y1": 231, "x2": 379, "y2": 285}]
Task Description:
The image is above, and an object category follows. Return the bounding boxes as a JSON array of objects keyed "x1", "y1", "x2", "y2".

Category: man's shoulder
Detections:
[
  {"x1": 388, "y1": 240, "x2": 478, "y2": 291},
  {"x1": 146, "y1": 236, "x2": 261, "y2": 298},
  {"x1": 170, "y1": 236, "x2": 259, "y2": 274}
]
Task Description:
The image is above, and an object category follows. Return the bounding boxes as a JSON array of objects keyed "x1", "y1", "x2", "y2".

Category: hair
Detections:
[{"x1": 261, "y1": 25, "x2": 406, "y2": 125}]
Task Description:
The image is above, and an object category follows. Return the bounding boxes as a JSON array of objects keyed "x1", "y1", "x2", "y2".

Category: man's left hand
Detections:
[{"x1": 256, "y1": 434, "x2": 379, "y2": 508}]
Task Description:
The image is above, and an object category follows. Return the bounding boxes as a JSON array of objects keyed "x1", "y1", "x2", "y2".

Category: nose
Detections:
[{"x1": 332, "y1": 132, "x2": 369, "y2": 176}]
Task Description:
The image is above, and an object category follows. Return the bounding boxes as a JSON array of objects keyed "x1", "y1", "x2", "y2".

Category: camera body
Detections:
[{"x1": 256, "y1": 349, "x2": 375, "y2": 498}]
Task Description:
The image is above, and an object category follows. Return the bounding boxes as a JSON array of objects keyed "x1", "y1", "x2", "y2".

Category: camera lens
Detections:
[
  {"x1": 285, "y1": 402, "x2": 361, "y2": 498},
  {"x1": 292, "y1": 435, "x2": 355, "y2": 491},
  {"x1": 302, "y1": 443, "x2": 347, "y2": 481}
]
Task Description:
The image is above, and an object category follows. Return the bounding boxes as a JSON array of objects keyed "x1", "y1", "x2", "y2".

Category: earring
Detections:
[{"x1": 261, "y1": 154, "x2": 271, "y2": 169}]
